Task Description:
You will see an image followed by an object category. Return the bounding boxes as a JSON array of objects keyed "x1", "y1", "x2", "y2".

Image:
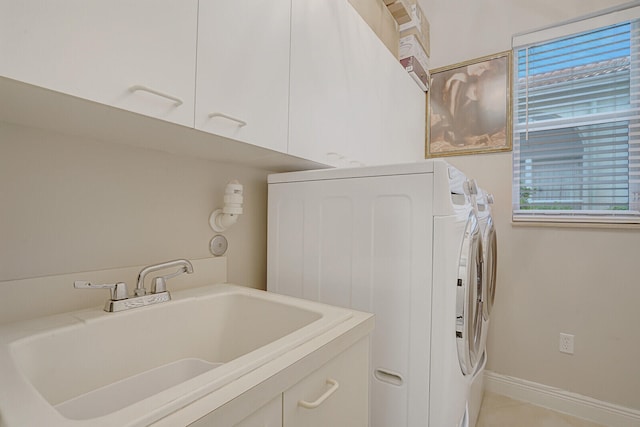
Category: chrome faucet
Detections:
[
  {"x1": 135, "y1": 259, "x2": 194, "y2": 296},
  {"x1": 74, "y1": 259, "x2": 194, "y2": 312}
]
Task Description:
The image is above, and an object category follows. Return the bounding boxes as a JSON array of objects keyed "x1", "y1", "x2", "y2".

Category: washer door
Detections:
[
  {"x1": 482, "y1": 215, "x2": 497, "y2": 320},
  {"x1": 456, "y1": 212, "x2": 483, "y2": 376}
]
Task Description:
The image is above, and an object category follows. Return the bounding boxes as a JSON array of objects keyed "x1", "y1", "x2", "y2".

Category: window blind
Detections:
[{"x1": 512, "y1": 12, "x2": 640, "y2": 224}]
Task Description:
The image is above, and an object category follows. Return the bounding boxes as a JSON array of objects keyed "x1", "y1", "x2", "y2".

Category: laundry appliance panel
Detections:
[{"x1": 267, "y1": 160, "x2": 479, "y2": 427}]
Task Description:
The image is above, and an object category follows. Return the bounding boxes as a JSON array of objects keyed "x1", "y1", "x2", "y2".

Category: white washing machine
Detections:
[
  {"x1": 468, "y1": 188, "x2": 498, "y2": 427},
  {"x1": 266, "y1": 159, "x2": 483, "y2": 426},
  {"x1": 430, "y1": 178, "x2": 484, "y2": 427}
]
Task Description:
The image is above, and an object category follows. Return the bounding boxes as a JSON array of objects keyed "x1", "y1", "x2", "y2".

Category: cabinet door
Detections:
[
  {"x1": 341, "y1": 2, "x2": 383, "y2": 167},
  {"x1": 283, "y1": 337, "x2": 369, "y2": 427},
  {"x1": 289, "y1": 0, "x2": 365, "y2": 166},
  {"x1": 289, "y1": 0, "x2": 422, "y2": 167},
  {"x1": 0, "y1": 0, "x2": 197, "y2": 127},
  {"x1": 379, "y1": 55, "x2": 426, "y2": 164},
  {"x1": 195, "y1": 0, "x2": 290, "y2": 153}
]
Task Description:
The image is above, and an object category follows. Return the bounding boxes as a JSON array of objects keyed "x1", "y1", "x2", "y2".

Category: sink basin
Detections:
[
  {"x1": 55, "y1": 358, "x2": 223, "y2": 419},
  {"x1": 0, "y1": 283, "x2": 354, "y2": 426}
]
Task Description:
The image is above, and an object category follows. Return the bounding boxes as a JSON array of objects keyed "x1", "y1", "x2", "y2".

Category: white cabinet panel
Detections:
[
  {"x1": 188, "y1": 339, "x2": 369, "y2": 427},
  {"x1": 0, "y1": 0, "x2": 198, "y2": 127},
  {"x1": 289, "y1": 0, "x2": 353, "y2": 165},
  {"x1": 379, "y1": 54, "x2": 426, "y2": 164},
  {"x1": 289, "y1": 0, "x2": 424, "y2": 167},
  {"x1": 234, "y1": 395, "x2": 281, "y2": 427},
  {"x1": 0, "y1": 0, "x2": 424, "y2": 168},
  {"x1": 283, "y1": 337, "x2": 369, "y2": 427},
  {"x1": 340, "y1": 2, "x2": 382, "y2": 167},
  {"x1": 195, "y1": 0, "x2": 290, "y2": 153},
  {"x1": 289, "y1": 0, "x2": 383, "y2": 167},
  {"x1": 189, "y1": 395, "x2": 282, "y2": 427}
]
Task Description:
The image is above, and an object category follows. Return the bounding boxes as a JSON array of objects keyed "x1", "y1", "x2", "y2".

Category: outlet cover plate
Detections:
[{"x1": 559, "y1": 333, "x2": 574, "y2": 354}]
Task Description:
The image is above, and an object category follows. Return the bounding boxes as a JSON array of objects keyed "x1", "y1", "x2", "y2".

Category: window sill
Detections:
[{"x1": 511, "y1": 219, "x2": 640, "y2": 230}]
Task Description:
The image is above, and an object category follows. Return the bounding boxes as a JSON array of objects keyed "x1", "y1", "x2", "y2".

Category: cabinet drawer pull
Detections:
[
  {"x1": 298, "y1": 378, "x2": 339, "y2": 409},
  {"x1": 208, "y1": 112, "x2": 247, "y2": 127},
  {"x1": 129, "y1": 85, "x2": 183, "y2": 106}
]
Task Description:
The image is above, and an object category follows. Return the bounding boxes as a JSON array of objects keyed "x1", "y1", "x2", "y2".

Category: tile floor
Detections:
[{"x1": 476, "y1": 392, "x2": 605, "y2": 427}]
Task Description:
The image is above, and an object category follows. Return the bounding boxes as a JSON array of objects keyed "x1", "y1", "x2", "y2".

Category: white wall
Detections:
[
  {"x1": 0, "y1": 122, "x2": 269, "y2": 313},
  {"x1": 420, "y1": 0, "x2": 640, "y2": 410},
  {"x1": 3, "y1": 0, "x2": 639, "y2": 411}
]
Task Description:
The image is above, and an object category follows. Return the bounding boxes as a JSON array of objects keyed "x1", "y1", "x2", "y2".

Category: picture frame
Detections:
[{"x1": 426, "y1": 51, "x2": 512, "y2": 157}]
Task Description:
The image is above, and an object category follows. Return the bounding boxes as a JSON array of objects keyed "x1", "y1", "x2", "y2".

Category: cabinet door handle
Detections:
[
  {"x1": 298, "y1": 378, "x2": 339, "y2": 409},
  {"x1": 129, "y1": 85, "x2": 183, "y2": 106},
  {"x1": 208, "y1": 112, "x2": 247, "y2": 127}
]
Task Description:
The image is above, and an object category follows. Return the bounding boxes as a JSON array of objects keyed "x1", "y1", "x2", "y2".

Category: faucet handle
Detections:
[
  {"x1": 150, "y1": 267, "x2": 190, "y2": 294},
  {"x1": 151, "y1": 276, "x2": 168, "y2": 294},
  {"x1": 74, "y1": 281, "x2": 128, "y2": 301}
]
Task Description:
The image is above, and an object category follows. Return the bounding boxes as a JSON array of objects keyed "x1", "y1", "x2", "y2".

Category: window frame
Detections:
[{"x1": 511, "y1": 4, "x2": 640, "y2": 225}]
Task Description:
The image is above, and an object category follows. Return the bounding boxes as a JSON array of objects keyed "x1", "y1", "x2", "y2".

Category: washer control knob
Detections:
[{"x1": 463, "y1": 179, "x2": 479, "y2": 196}]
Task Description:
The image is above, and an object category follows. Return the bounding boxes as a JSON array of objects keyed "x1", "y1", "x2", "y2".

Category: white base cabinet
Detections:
[
  {"x1": 188, "y1": 395, "x2": 282, "y2": 427},
  {"x1": 283, "y1": 337, "x2": 369, "y2": 426},
  {"x1": 184, "y1": 337, "x2": 370, "y2": 427}
]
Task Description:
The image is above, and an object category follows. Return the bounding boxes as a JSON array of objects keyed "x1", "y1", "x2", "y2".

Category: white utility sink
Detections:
[{"x1": 0, "y1": 283, "x2": 355, "y2": 426}]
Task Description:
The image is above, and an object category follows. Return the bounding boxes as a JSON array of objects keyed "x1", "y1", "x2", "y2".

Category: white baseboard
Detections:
[{"x1": 483, "y1": 371, "x2": 640, "y2": 427}]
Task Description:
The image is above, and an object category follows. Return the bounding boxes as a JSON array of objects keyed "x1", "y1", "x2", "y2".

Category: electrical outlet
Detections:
[{"x1": 559, "y1": 333, "x2": 574, "y2": 354}]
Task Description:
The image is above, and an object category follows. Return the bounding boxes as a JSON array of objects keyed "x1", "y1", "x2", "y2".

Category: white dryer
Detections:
[
  {"x1": 468, "y1": 187, "x2": 498, "y2": 427},
  {"x1": 267, "y1": 159, "x2": 483, "y2": 426},
  {"x1": 477, "y1": 188, "x2": 497, "y2": 353}
]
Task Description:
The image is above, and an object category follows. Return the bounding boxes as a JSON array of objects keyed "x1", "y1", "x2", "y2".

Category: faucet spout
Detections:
[{"x1": 136, "y1": 259, "x2": 194, "y2": 296}]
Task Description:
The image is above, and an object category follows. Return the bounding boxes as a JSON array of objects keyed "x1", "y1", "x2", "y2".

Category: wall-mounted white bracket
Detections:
[{"x1": 209, "y1": 180, "x2": 243, "y2": 232}]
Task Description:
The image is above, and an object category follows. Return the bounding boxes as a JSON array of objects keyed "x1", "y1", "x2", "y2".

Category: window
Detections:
[{"x1": 512, "y1": 7, "x2": 640, "y2": 224}]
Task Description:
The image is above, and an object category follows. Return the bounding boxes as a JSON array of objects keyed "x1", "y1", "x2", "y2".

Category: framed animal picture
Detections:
[{"x1": 427, "y1": 51, "x2": 512, "y2": 157}]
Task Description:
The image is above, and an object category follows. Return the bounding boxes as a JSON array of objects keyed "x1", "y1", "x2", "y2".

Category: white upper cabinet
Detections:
[
  {"x1": 0, "y1": 0, "x2": 425, "y2": 168},
  {"x1": 289, "y1": 0, "x2": 425, "y2": 167},
  {"x1": 341, "y1": 2, "x2": 383, "y2": 167},
  {"x1": 289, "y1": 0, "x2": 359, "y2": 166},
  {"x1": 0, "y1": 0, "x2": 198, "y2": 127},
  {"x1": 195, "y1": 0, "x2": 290, "y2": 153},
  {"x1": 379, "y1": 50, "x2": 426, "y2": 164}
]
